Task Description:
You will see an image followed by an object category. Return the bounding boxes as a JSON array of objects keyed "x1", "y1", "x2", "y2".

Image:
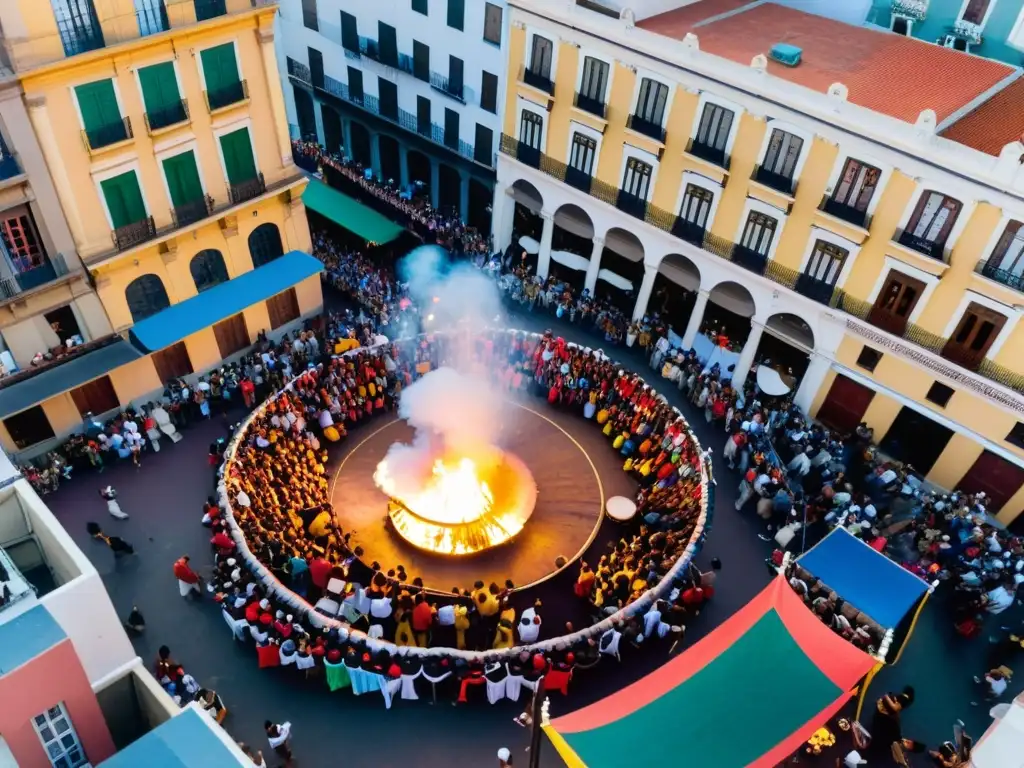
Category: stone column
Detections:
[
  {"x1": 632, "y1": 263, "x2": 658, "y2": 320},
  {"x1": 26, "y1": 95, "x2": 86, "y2": 251},
  {"x1": 258, "y1": 27, "x2": 295, "y2": 170},
  {"x1": 342, "y1": 119, "x2": 352, "y2": 158},
  {"x1": 584, "y1": 237, "x2": 604, "y2": 294},
  {"x1": 537, "y1": 210, "x2": 555, "y2": 280},
  {"x1": 793, "y1": 352, "x2": 832, "y2": 414},
  {"x1": 399, "y1": 147, "x2": 409, "y2": 188},
  {"x1": 370, "y1": 135, "x2": 382, "y2": 177},
  {"x1": 430, "y1": 160, "x2": 440, "y2": 209},
  {"x1": 681, "y1": 289, "x2": 710, "y2": 348},
  {"x1": 730, "y1": 319, "x2": 765, "y2": 390},
  {"x1": 459, "y1": 174, "x2": 470, "y2": 224}
]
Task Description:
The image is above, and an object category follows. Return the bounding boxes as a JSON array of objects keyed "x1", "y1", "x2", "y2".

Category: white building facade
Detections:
[{"x1": 276, "y1": 0, "x2": 509, "y2": 230}]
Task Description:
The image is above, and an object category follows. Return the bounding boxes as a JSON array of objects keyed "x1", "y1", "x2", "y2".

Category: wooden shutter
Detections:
[
  {"x1": 340, "y1": 11, "x2": 359, "y2": 51},
  {"x1": 267, "y1": 288, "x2": 300, "y2": 330},
  {"x1": 444, "y1": 108, "x2": 459, "y2": 149},
  {"x1": 200, "y1": 44, "x2": 238, "y2": 93},
  {"x1": 213, "y1": 313, "x2": 250, "y2": 358},
  {"x1": 100, "y1": 171, "x2": 146, "y2": 228},
  {"x1": 70, "y1": 375, "x2": 120, "y2": 417},
  {"x1": 75, "y1": 80, "x2": 120, "y2": 131},
  {"x1": 413, "y1": 41, "x2": 430, "y2": 82},
  {"x1": 449, "y1": 56, "x2": 464, "y2": 92},
  {"x1": 447, "y1": 0, "x2": 464, "y2": 30},
  {"x1": 379, "y1": 23, "x2": 398, "y2": 67},
  {"x1": 138, "y1": 62, "x2": 179, "y2": 113},
  {"x1": 163, "y1": 151, "x2": 203, "y2": 208},
  {"x1": 220, "y1": 128, "x2": 257, "y2": 185},
  {"x1": 152, "y1": 341, "x2": 193, "y2": 382}
]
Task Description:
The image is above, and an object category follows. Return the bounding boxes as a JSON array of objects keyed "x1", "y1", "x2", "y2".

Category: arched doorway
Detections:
[
  {"x1": 706, "y1": 281, "x2": 756, "y2": 346},
  {"x1": 293, "y1": 86, "x2": 317, "y2": 141},
  {"x1": 652, "y1": 253, "x2": 701, "y2": 331},
  {"x1": 468, "y1": 178, "x2": 491, "y2": 233},
  {"x1": 248, "y1": 223, "x2": 284, "y2": 268},
  {"x1": 349, "y1": 121, "x2": 372, "y2": 168},
  {"x1": 597, "y1": 227, "x2": 644, "y2": 311},
  {"x1": 378, "y1": 135, "x2": 401, "y2": 185},
  {"x1": 125, "y1": 274, "x2": 170, "y2": 323},
  {"x1": 510, "y1": 179, "x2": 543, "y2": 253},
  {"x1": 438, "y1": 164, "x2": 461, "y2": 218},
  {"x1": 758, "y1": 312, "x2": 814, "y2": 392},
  {"x1": 548, "y1": 203, "x2": 593, "y2": 287},
  {"x1": 189, "y1": 249, "x2": 229, "y2": 293}
]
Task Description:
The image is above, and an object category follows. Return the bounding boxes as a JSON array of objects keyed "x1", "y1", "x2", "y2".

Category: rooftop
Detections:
[
  {"x1": 0, "y1": 604, "x2": 66, "y2": 675},
  {"x1": 939, "y1": 77, "x2": 1024, "y2": 155},
  {"x1": 638, "y1": 0, "x2": 1019, "y2": 123},
  {"x1": 98, "y1": 705, "x2": 248, "y2": 767}
]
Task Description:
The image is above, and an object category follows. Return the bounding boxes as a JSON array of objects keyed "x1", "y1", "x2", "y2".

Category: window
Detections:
[
  {"x1": 5, "y1": 406, "x2": 55, "y2": 449},
  {"x1": 805, "y1": 240, "x2": 848, "y2": 285},
  {"x1": 892, "y1": 16, "x2": 910, "y2": 35},
  {"x1": 622, "y1": 157, "x2": 653, "y2": 200},
  {"x1": 54, "y1": 0, "x2": 105, "y2": 56},
  {"x1": 474, "y1": 124, "x2": 493, "y2": 166},
  {"x1": 1, "y1": 210, "x2": 45, "y2": 272},
  {"x1": 695, "y1": 102, "x2": 734, "y2": 153},
  {"x1": 519, "y1": 110, "x2": 543, "y2": 148},
  {"x1": 75, "y1": 79, "x2": 125, "y2": 148},
  {"x1": 483, "y1": 3, "x2": 502, "y2": 45},
  {"x1": 340, "y1": 11, "x2": 358, "y2": 53},
  {"x1": 249, "y1": 223, "x2": 284, "y2": 268},
  {"x1": 480, "y1": 71, "x2": 498, "y2": 113},
  {"x1": 199, "y1": 43, "x2": 241, "y2": 103},
  {"x1": 213, "y1": 313, "x2": 250, "y2": 358},
  {"x1": 529, "y1": 36, "x2": 553, "y2": 78},
  {"x1": 308, "y1": 47, "x2": 324, "y2": 90},
  {"x1": 926, "y1": 381, "x2": 955, "y2": 408},
  {"x1": 413, "y1": 41, "x2": 430, "y2": 82},
  {"x1": 189, "y1": 249, "x2": 229, "y2": 293},
  {"x1": 856, "y1": 346, "x2": 882, "y2": 372},
  {"x1": 378, "y1": 78, "x2": 398, "y2": 121},
  {"x1": 448, "y1": 56, "x2": 464, "y2": 95},
  {"x1": 301, "y1": 0, "x2": 318, "y2": 30},
  {"x1": 635, "y1": 78, "x2": 668, "y2": 126},
  {"x1": 580, "y1": 56, "x2": 609, "y2": 104},
  {"x1": 125, "y1": 274, "x2": 170, "y2": 322},
  {"x1": 762, "y1": 128, "x2": 803, "y2": 180},
  {"x1": 1007, "y1": 422, "x2": 1024, "y2": 450},
  {"x1": 219, "y1": 127, "x2": 257, "y2": 186},
  {"x1": 990, "y1": 221, "x2": 1024, "y2": 276},
  {"x1": 444, "y1": 108, "x2": 459, "y2": 150},
  {"x1": 906, "y1": 191, "x2": 962, "y2": 248},
  {"x1": 412, "y1": 0, "x2": 428, "y2": 15},
  {"x1": 416, "y1": 96, "x2": 431, "y2": 135},
  {"x1": 447, "y1": 0, "x2": 464, "y2": 30},
  {"x1": 680, "y1": 184, "x2": 713, "y2": 228},
  {"x1": 71, "y1": 375, "x2": 119, "y2": 417},
  {"x1": 100, "y1": 171, "x2": 147, "y2": 230},
  {"x1": 947, "y1": 302, "x2": 1006, "y2": 359},
  {"x1": 740, "y1": 211, "x2": 778, "y2": 255},
  {"x1": 961, "y1": 0, "x2": 990, "y2": 25},
  {"x1": 194, "y1": 0, "x2": 227, "y2": 22},
  {"x1": 832, "y1": 158, "x2": 880, "y2": 213},
  {"x1": 138, "y1": 61, "x2": 184, "y2": 130},
  {"x1": 33, "y1": 704, "x2": 86, "y2": 768},
  {"x1": 135, "y1": 0, "x2": 169, "y2": 37},
  {"x1": 874, "y1": 272, "x2": 925, "y2": 321},
  {"x1": 162, "y1": 150, "x2": 204, "y2": 211},
  {"x1": 268, "y1": 288, "x2": 300, "y2": 329},
  {"x1": 347, "y1": 67, "x2": 364, "y2": 103},
  {"x1": 569, "y1": 133, "x2": 597, "y2": 176},
  {"x1": 152, "y1": 341, "x2": 193, "y2": 382},
  {"x1": 44, "y1": 306, "x2": 82, "y2": 345},
  {"x1": 379, "y1": 22, "x2": 398, "y2": 67}
]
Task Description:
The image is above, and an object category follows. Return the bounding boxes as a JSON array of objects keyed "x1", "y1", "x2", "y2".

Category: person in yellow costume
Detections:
[
  {"x1": 308, "y1": 507, "x2": 332, "y2": 538},
  {"x1": 596, "y1": 407, "x2": 609, "y2": 425},
  {"x1": 492, "y1": 605, "x2": 517, "y2": 649},
  {"x1": 394, "y1": 613, "x2": 416, "y2": 647},
  {"x1": 454, "y1": 604, "x2": 470, "y2": 650}
]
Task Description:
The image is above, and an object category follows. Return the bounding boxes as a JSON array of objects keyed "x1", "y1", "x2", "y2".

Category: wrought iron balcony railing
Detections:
[
  {"x1": 522, "y1": 67, "x2": 555, "y2": 95},
  {"x1": 685, "y1": 138, "x2": 730, "y2": 170},
  {"x1": 144, "y1": 99, "x2": 189, "y2": 132},
  {"x1": 671, "y1": 218, "x2": 705, "y2": 247},
  {"x1": 429, "y1": 72, "x2": 465, "y2": 103},
  {"x1": 626, "y1": 114, "x2": 666, "y2": 143},
  {"x1": 112, "y1": 217, "x2": 157, "y2": 252},
  {"x1": 976, "y1": 260, "x2": 1024, "y2": 293},
  {"x1": 731, "y1": 245, "x2": 769, "y2": 276},
  {"x1": 793, "y1": 273, "x2": 837, "y2": 305},
  {"x1": 205, "y1": 79, "x2": 248, "y2": 112},
  {"x1": 574, "y1": 92, "x2": 606, "y2": 119},
  {"x1": 894, "y1": 227, "x2": 947, "y2": 261},
  {"x1": 82, "y1": 117, "x2": 133, "y2": 152},
  {"x1": 891, "y1": 0, "x2": 928, "y2": 20},
  {"x1": 752, "y1": 164, "x2": 796, "y2": 196},
  {"x1": 228, "y1": 173, "x2": 266, "y2": 205},
  {"x1": 818, "y1": 195, "x2": 871, "y2": 230},
  {"x1": 0, "y1": 254, "x2": 71, "y2": 301},
  {"x1": 171, "y1": 195, "x2": 215, "y2": 228}
]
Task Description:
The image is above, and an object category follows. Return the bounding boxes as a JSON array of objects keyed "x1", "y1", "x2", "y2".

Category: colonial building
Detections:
[
  {"x1": 873, "y1": 0, "x2": 1024, "y2": 62},
  {"x1": 495, "y1": 0, "x2": 1024, "y2": 525},
  {"x1": 0, "y1": 0, "x2": 322, "y2": 457},
  {"x1": 278, "y1": 0, "x2": 508, "y2": 231}
]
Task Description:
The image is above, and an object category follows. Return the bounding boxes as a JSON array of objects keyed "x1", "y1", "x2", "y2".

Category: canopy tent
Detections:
[
  {"x1": 970, "y1": 693, "x2": 1024, "y2": 767},
  {"x1": 797, "y1": 527, "x2": 930, "y2": 629},
  {"x1": 302, "y1": 179, "x2": 404, "y2": 244},
  {"x1": 545, "y1": 575, "x2": 875, "y2": 768}
]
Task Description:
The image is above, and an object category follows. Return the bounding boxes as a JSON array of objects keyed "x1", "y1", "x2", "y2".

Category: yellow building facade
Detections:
[
  {"x1": 0, "y1": 0, "x2": 321, "y2": 457},
  {"x1": 494, "y1": 1, "x2": 1024, "y2": 525}
]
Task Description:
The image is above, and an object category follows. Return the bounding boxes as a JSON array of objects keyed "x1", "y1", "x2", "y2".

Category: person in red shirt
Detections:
[
  {"x1": 308, "y1": 555, "x2": 332, "y2": 599},
  {"x1": 173, "y1": 555, "x2": 201, "y2": 599},
  {"x1": 411, "y1": 593, "x2": 435, "y2": 647},
  {"x1": 210, "y1": 531, "x2": 234, "y2": 557},
  {"x1": 240, "y1": 377, "x2": 256, "y2": 409}
]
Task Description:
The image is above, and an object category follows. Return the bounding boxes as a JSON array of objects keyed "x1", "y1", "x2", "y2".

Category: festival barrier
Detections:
[{"x1": 216, "y1": 329, "x2": 711, "y2": 667}]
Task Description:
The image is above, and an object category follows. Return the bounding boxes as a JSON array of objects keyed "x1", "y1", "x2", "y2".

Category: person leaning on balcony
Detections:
[{"x1": 173, "y1": 554, "x2": 202, "y2": 598}]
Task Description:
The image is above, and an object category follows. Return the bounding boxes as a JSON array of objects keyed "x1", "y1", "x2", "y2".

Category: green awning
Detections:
[{"x1": 302, "y1": 179, "x2": 404, "y2": 244}]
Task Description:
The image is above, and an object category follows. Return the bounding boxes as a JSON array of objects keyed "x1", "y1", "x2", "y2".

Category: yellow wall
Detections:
[
  {"x1": 294, "y1": 274, "x2": 324, "y2": 315},
  {"x1": 108, "y1": 355, "x2": 163, "y2": 404},
  {"x1": 183, "y1": 327, "x2": 222, "y2": 373}
]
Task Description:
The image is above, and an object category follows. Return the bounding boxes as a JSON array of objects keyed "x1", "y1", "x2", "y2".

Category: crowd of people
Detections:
[{"x1": 205, "y1": 325, "x2": 708, "y2": 705}]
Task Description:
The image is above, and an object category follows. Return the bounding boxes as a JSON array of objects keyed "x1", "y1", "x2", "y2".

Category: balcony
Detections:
[
  {"x1": 819, "y1": 195, "x2": 870, "y2": 230},
  {"x1": 731, "y1": 245, "x2": 769, "y2": 276},
  {"x1": 429, "y1": 72, "x2": 465, "y2": 103},
  {"x1": 685, "y1": 138, "x2": 729, "y2": 170},
  {"x1": 894, "y1": 228, "x2": 947, "y2": 261},
  {"x1": 0, "y1": 254, "x2": 72, "y2": 302},
  {"x1": 522, "y1": 67, "x2": 555, "y2": 96},
  {"x1": 82, "y1": 117, "x2": 132, "y2": 153},
  {"x1": 171, "y1": 195, "x2": 215, "y2": 228},
  {"x1": 752, "y1": 164, "x2": 796, "y2": 196},
  {"x1": 144, "y1": 99, "x2": 189, "y2": 133},
  {"x1": 574, "y1": 92, "x2": 606, "y2": 119},
  {"x1": 112, "y1": 217, "x2": 157, "y2": 252},
  {"x1": 514, "y1": 141, "x2": 542, "y2": 169},
  {"x1": 671, "y1": 218, "x2": 705, "y2": 247},
  {"x1": 228, "y1": 173, "x2": 266, "y2": 205},
  {"x1": 564, "y1": 167, "x2": 593, "y2": 194},
  {"x1": 976, "y1": 261, "x2": 1024, "y2": 293},
  {"x1": 626, "y1": 114, "x2": 666, "y2": 143},
  {"x1": 616, "y1": 189, "x2": 648, "y2": 220},
  {"x1": 194, "y1": 0, "x2": 228, "y2": 21},
  {"x1": 205, "y1": 79, "x2": 248, "y2": 112},
  {"x1": 56, "y1": 15, "x2": 105, "y2": 58},
  {"x1": 891, "y1": 0, "x2": 928, "y2": 20},
  {"x1": 0, "y1": 135, "x2": 21, "y2": 181},
  {"x1": 953, "y1": 19, "x2": 983, "y2": 45},
  {"x1": 794, "y1": 273, "x2": 836, "y2": 305}
]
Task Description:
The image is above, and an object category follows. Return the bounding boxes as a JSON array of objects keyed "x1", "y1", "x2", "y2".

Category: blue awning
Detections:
[
  {"x1": 0, "y1": 605, "x2": 66, "y2": 675},
  {"x1": 129, "y1": 251, "x2": 324, "y2": 353},
  {"x1": 0, "y1": 338, "x2": 144, "y2": 419},
  {"x1": 99, "y1": 707, "x2": 245, "y2": 767}
]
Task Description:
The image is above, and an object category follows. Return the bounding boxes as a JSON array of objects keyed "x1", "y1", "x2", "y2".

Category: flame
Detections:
[{"x1": 375, "y1": 457, "x2": 493, "y2": 525}]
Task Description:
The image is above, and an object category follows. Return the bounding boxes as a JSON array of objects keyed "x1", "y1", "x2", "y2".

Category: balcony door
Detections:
[
  {"x1": 832, "y1": 157, "x2": 880, "y2": 214},
  {"x1": 871, "y1": 271, "x2": 925, "y2": 334},
  {"x1": 805, "y1": 240, "x2": 847, "y2": 285},
  {"x1": 567, "y1": 132, "x2": 596, "y2": 191},
  {"x1": 579, "y1": 57, "x2": 609, "y2": 104},
  {"x1": 680, "y1": 184, "x2": 713, "y2": 229},
  {"x1": 762, "y1": 128, "x2": 802, "y2": 181},
  {"x1": 635, "y1": 78, "x2": 668, "y2": 127},
  {"x1": 943, "y1": 302, "x2": 1006, "y2": 369},
  {"x1": 529, "y1": 36, "x2": 553, "y2": 78},
  {"x1": 906, "y1": 191, "x2": 961, "y2": 249},
  {"x1": 740, "y1": 211, "x2": 777, "y2": 255},
  {"x1": 519, "y1": 110, "x2": 543, "y2": 148},
  {"x1": 695, "y1": 102, "x2": 733, "y2": 156},
  {"x1": 991, "y1": 221, "x2": 1024, "y2": 276}
]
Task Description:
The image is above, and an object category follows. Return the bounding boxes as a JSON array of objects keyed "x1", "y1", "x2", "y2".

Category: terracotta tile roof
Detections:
[
  {"x1": 638, "y1": 2, "x2": 1017, "y2": 123},
  {"x1": 939, "y1": 77, "x2": 1024, "y2": 155}
]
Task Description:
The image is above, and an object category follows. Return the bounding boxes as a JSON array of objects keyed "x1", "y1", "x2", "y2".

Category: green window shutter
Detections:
[
  {"x1": 220, "y1": 128, "x2": 257, "y2": 185},
  {"x1": 163, "y1": 151, "x2": 204, "y2": 208},
  {"x1": 75, "y1": 80, "x2": 120, "y2": 132},
  {"x1": 200, "y1": 43, "x2": 239, "y2": 94},
  {"x1": 138, "y1": 62, "x2": 180, "y2": 114},
  {"x1": 101, "y1": 171, "x2": 146, "y2": 229}
]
